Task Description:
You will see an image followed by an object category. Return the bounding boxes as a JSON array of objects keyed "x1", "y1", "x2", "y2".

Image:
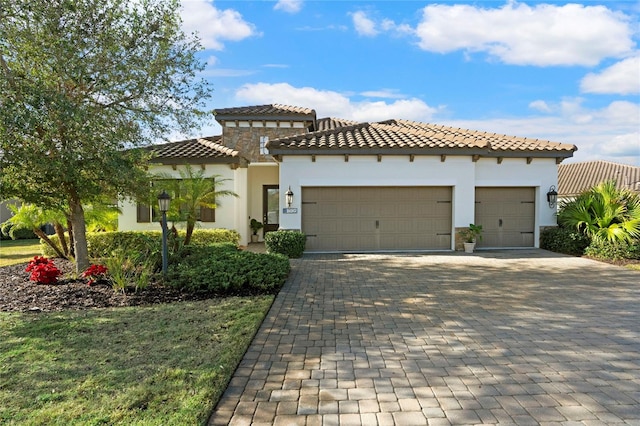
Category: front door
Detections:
[{"x1": 263, "y1": 185, "x2": 280, "y2": 234}]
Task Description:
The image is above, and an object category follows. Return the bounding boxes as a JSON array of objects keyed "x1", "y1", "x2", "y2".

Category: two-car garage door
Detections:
[{"x1": 302, "y1": 187, "x2": 452, "y2": 251}]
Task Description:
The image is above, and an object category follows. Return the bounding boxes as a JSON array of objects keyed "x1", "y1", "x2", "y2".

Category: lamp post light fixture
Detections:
[
  {"x1": 546, "y1": 185, "x2": 558, "y2": 208},
  {"x1": 285, "y1": 186, "x2": 294, "y2": 208},
  {"x1": 157, "y1": 190, "x2": 171, "y2": 275}
]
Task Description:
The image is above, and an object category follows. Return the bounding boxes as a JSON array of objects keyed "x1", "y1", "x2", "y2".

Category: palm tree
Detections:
[
  {"x1": 558, "y1": 180, "x2": 640, "y2": 243},
  {"x1": 1, "y1": 203, "x2": 68, "y2": 258},
  {"x1": 161, "y1": 165, "x2": 238, "y2": 245}
]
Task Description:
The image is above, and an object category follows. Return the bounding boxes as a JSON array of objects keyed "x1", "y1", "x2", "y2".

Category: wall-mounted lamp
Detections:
[
  {"x1": 285, "y1": 186, "x2": 294, "y2": 208},
  {"x1": 546, "y1": 185, "x2": 558, "y2": 208}
]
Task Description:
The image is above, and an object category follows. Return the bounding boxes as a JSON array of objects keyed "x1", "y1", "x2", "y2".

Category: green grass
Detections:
[
  {"x1": 0, "y1": 239, "x2": 42, "y2": 267},
  {"x1": 0, "y1": 296, "x2": 273, "y2": 425}
]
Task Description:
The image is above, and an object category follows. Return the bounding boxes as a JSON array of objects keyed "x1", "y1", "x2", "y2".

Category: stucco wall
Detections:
[
  {"x1": 118, "y1": 164, "x2": 242, "y2": 234},
  {"x1": 278, "y1": 154, "x2": 560, "y2": 249}
]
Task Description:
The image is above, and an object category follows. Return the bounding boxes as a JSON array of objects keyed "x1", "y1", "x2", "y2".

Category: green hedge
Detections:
[
  {"x1": 540, "y1": 226, "x2": 590, "y2": 256},
  {"x1": 585, "y1": 239, "x2": 640, "y2": 261},
  {"x1": 167, "y1": 244, "x2": 290, "y2": 295},
  {"x1": 41, "y1": 229, "x2": 240, "y2": 259},
  {"x1": 264, "y1": 230, "x2": 306, "y2": 258}
]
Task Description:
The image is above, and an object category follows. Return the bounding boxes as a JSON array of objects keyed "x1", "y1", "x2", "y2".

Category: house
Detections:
[
  {"x1": 118, "y1": 104, "x2": 577, "y2": 251},
  {"x1": 558, "y1": 160, "x2": 640, "y2": 203}
]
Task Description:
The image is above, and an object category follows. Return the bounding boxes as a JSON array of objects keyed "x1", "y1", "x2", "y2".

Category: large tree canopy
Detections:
[{"x1": 0, "y1": 0, "x2": 212, "y2": 271}]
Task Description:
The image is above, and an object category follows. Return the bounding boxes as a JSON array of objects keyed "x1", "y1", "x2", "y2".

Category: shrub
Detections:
[
  {"x1": 41, "y1": 229, "x2": 240, "y2": 260},
  {"x1": 584, "y1": 238, "x2": 640, "y2": 261},
  {"x1": 540, "y1": 226, "x2": 591, "y2": 256},
  {"x1": 81, "y1": 264, "x2": 108, "y2": 286},
  {"x1": 188, "y1": 229, "x2": 240, "y2": 246},
  {"x1": 103, "y1": 250, "x2": 155, "y2": 293},
  {"x1": 264, "y1": 230, "x2": 306, "y2": 258},
  {"x1": 167, "y1": 244, "x2": 290, "y2": 295},
  {"x1": 25, "y1": 256, "x2": 61, "y2": 284},
  {"x1": 1, "y1": 223, "x2": 37, "y2": 240}
]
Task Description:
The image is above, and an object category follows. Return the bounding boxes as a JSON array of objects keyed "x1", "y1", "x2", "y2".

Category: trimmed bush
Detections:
[
  {"x1": 189, "y1": 229, "x2": 240, "y2": 246},
  {"x1": 41, "y1": 229, "x2": 240, "y2": 259},
  {"x1": 264, "y1": 230, "x2": 306, "y2": 258},
  {"x1": 167, "y1": 244, "x2": 290, "y2": 295},
  {"x1": 585, "y1": 239, "x2": 640, "y2": 261},
  {"x1": 540, "y1": 226, "x2": 590, "y2": 256}
]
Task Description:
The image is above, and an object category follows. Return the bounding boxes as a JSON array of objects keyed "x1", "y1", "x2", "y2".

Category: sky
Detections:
[{"x1": 177, "y1": 0, "x2": 640, "y2": 166}]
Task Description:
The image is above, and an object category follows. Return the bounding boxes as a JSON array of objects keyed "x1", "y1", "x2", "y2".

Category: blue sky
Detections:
[{"x1": 178, "y1": 0, "x2": 640, "y2": 166}]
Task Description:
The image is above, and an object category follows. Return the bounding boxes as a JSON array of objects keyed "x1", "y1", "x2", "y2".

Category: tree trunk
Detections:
[
  {"x1": 53, "y1": 221, "x2": 69, "y2": 257},
  {"x1": 34, "y1": 228, "x2": 66, "y2": 259},
  {"x1": 66, "y1": 217, "x2": 75, "y2": 257},
  {"x1": 69, "y1": 198, "x2": 89, "y2": 273},
  {"x1": 184, "y1": 219, "x2": 195, "y2": 245}
]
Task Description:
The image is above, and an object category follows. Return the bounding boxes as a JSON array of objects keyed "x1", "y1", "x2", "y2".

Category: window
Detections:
[
  {"x1": 259, "y1": 136, "x2": 269, "y2": 155},
  {"x1": 200, "y1": 206, "x2": 215, "y2": 222},
  {"x1": 136, "y1": 203, "x2": 158, "y2": 223}
]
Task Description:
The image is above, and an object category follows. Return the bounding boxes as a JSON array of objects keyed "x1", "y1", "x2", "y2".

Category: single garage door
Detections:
[
  {"x1": 302, "y1": 186, "x2": 452, "y2": 251},
  {"x1": 475, "y1": 187, "x2": 535, "y2": 248}
]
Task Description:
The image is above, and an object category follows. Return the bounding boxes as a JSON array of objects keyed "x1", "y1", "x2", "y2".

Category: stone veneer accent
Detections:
[{"x1": 221, "y1": 125, "x2": 308, "y2": 163}]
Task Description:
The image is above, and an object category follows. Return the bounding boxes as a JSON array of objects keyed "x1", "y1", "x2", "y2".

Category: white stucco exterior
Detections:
[
  {"x1": 277, "y1": 154, "x2": 560, "y2": 249},
  {"x1": 118, "y1": 163, "x2": 245, "y2": 239}
]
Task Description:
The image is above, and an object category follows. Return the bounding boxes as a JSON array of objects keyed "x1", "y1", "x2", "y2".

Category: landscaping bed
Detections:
[{"x1": 1, "y1": 260, "x2": 223, "y2": 312}]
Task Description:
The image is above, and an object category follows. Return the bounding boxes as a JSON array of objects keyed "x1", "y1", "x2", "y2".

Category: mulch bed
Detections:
[{"x1": 0, "y1": 259, "x2": 211, "y2": 313}]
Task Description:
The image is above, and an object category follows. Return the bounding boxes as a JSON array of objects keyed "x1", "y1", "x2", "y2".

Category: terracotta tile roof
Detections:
[
  {"x1": 268, "y1": 119, "x2": 577, "y2": 158},
  {"x1": 316, "y1": 117, "x2": 359, "y2": 131},
  {"x1": 558, "y1": 160, "x2": 640, "y2": 196},
  {"x1": 147, "y1": 136, "x2": 243, "y2": 164},
  {"x1": 213, "y1": 104, "x2": 316, "y2": 122}
]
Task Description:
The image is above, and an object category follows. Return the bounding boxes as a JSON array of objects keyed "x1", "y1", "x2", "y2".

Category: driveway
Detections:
[{"x1": 209, "y1": 250, "x2": 640, "y2": 425}]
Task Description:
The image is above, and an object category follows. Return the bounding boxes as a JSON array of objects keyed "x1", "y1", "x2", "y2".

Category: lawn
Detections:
[
  {"x1": 0, "y1": 239, "x2": 42, "y2": 267},
  {"x1": 0, "y1": 296, "x2": 274, "y2": 425}
]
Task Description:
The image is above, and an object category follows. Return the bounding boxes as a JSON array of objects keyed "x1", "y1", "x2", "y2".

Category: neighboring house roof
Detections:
[
  {"x1": 558, "y1": 160, "x2": 640, "y2": 197},
  {"x1": 267, "y1": 119, "x2": 577, "y2": 160},
  {"x1": 213, "y1": 104, "x2": 316, "y2": 123},
  {"x1": 146, "y1": 136, "x2": 245, "y2": 165}
]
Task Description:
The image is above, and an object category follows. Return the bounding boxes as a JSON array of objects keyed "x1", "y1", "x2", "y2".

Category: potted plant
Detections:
[
  {"x1": 250, "y1": 218, "x2": 263, "y2": 243},
  {"x1": 459, "y1": 223, "x2": 483, "y2": 253}
]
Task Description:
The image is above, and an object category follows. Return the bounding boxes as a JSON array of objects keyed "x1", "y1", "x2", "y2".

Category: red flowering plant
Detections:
[
  {"x1": 25, "y1": 256, "x2": 62, "y2": 284},
  {"x1": 82, "y1": 264, "x2": 109, "y2": 286}
]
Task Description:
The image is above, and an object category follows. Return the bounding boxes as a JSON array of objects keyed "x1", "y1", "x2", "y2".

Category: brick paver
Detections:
[{"x1": 209, "y1": 250, "x2": 640, "y2": 425}]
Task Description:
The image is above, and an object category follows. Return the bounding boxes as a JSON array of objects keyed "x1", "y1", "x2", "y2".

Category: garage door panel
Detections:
[
  {"x1": 475, "y1": 187, "x2": 535, "y2": 248},
  {"x1": 303, "y1": 186, "x2": 452, "y2": 251}
]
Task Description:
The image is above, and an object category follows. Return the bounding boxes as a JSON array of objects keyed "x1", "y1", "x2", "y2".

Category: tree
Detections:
[
  {"x1": 0, "y1": 0, "x2": 212, "y2": 272},
  {"x1": 558, "y1": 180, "x2": 640, "y2": 244},
  {"x1": 159, "y1": 165, "x2": 238, "y2": 245},
  {"x1": 1, "y1": 203, "x2": 67, "y2": 258}
]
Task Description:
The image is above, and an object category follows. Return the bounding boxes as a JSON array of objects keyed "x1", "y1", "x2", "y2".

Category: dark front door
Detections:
[{"x1": 263, "y1": 185, "x2": 280, "y2": 234}]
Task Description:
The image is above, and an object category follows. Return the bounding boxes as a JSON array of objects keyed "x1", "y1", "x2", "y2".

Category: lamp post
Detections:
[{"x1": 157, "y1": 190, "x2": 171, "y2": 276}]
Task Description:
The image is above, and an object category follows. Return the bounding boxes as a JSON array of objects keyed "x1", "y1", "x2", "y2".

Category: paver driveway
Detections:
[{"x1": 209, "y1": 250, "x2": 640, "y2": 425}]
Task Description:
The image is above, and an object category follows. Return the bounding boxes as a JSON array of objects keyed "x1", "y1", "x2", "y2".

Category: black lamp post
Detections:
[
  {"x1": 157, "y1": 190, "x2": 171, "y2": 275},
  {"x1": 546, "y1": 186, "x2": 558, "y2": 208}
]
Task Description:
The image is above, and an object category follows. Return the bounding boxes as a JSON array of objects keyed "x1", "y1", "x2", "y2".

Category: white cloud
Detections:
[
  {"x1": 414, "y1": 2, "x2": 635, "y2": 66},
  {"x1": 581, "y1": 56, "x2": 640, "y2": 95},
  {"x1": 180, "y1": 0, "x2": 257, "y2": 50},
  {"x1": 444, "y1": 100, "x2": 640, "y2": 166},
  {"x1": 360, "y1": 89, "x2": 405, "y2": 99},
  {"x1": 234, "y1": 82, "x2": 438, "y2": 122},
  {"x1": 274, "y1": 0, "x2": 302, "y2": 14},
  {"x1": 529, "y1": 100, "x2": 552, "y2": 113},
  {"x1": 351, "y1": 11, "x2": 378, "y2": 37}
]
